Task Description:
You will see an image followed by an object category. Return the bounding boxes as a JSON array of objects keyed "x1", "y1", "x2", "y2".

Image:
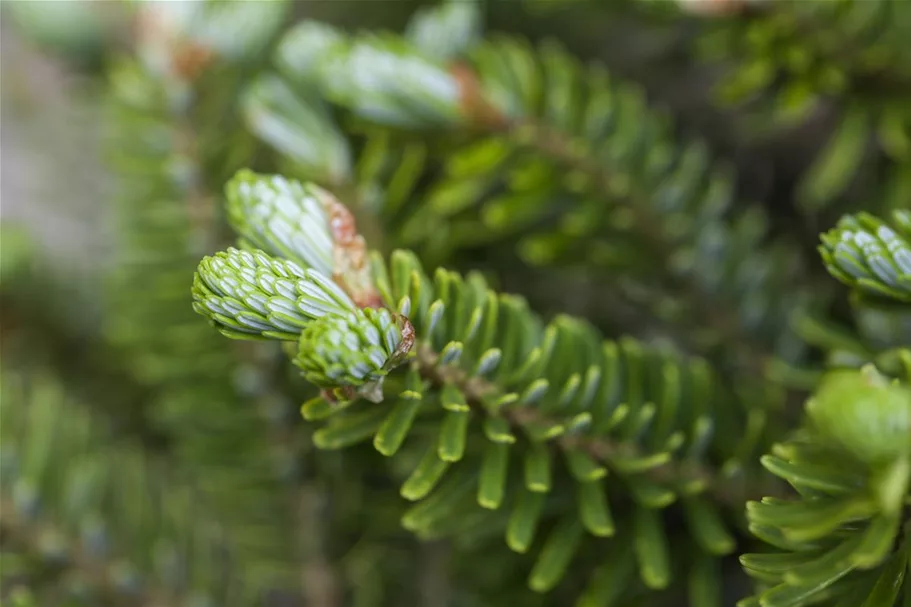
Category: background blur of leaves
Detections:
[
  {"x1": 2, "y1": 1, "x2": 908, "y2": 607},
  {"x1": 2, "y1": 0, "x2": 820, "y2": 279}
]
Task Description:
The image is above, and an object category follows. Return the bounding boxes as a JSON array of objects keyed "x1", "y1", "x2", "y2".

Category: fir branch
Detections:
[
  {"x1": 452, "y1": 49, "x2": 811, "y2": 396},
  {"x1": 36, "y1": 2, "x2": 911, "y2": 606},
  {"x1": 717, "y1": 0, "x2": 911, "y2": 97},
  {"x1": 191, "y1": 170, "x2": 789, "y2": 599},
  {"x1": 480, "y1": 109, "x2": 781, "y2": 380},
  {"x1": 741, "y1": 364, "x2": 911, "y2": 607},
  {"x1": 413, "y1": 341, "x2": 779, "y2": 507},
  {"x1": 690, "y1": 0, "x2": 911, "y2": 213},
  {"x1": 251, "y1": 25, "x2": 815, "y2": 405}
]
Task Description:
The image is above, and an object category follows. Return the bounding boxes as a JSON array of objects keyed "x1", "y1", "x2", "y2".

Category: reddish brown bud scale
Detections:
[
  {"x1": 134, "y1": 5, "x2": 215, "y2": 82},
  {"x1": 171, "y1": 43, "x2": 215, "y2": 82},
  {"x1": 321, "y1": 190, "x2": 384, "y2": 309},
  {"x1": 392, "y1": 315, "x2": 416, "y2": 365},
  {"x1": 450, "y1": 62, "x2": 509, "y2": 130},
  {"x1": 327, "y1": 204, "x2": 358, "y2": 246}
]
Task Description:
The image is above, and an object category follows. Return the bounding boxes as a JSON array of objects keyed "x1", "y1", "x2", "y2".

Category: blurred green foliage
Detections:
[{"x1": 2, "y1": 1, "x2": 909, "y2": 606}]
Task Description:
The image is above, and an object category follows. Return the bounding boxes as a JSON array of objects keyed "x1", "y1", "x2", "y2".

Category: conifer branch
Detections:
[
  {"x1": 253, "y1": 25, "x2": 812, "y2": 399},
  {"x1": 481, "y1": 111, "x2": 779, "y2": 379},
  {"x1": 455, "y1": 57, "x2": 807, "y2": 410},
  {"x1": 739, "y1": 211, "x2": 911, "y2": 607},
  {"x1": 191, "y1": 169, "x2": 787, "y2": 597},
  {"x1": 740, "y1": 363, "x2": 911, "y2": 607},
  {"x1": 689, "y1": 0, "x2": 911, "y2": 213},
  {"x1": 14, "y1": 2, "x2": 911, "y2": 606},
  {"x1": 722, "y1": 0, "x2": 911, "y2": 96},
  {"x1": 413, "y1": 341, "x2": 779, "y2": 507}
]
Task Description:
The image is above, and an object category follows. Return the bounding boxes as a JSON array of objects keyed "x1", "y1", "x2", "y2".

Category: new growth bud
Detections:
[
  {"x1": 225, "y1": 169, "x2": 382, "y2": 308},
  {"x1": 226, "y1": 170, "x2": 337, "y2": 275},
  {"x1": 320, "y1": 34, "x2": 464, "y2": 129},
  {"x1": 819, "y1": 211, "x2": 911, "y2": 302},
  {"x1": 191, "y1": 247, "x2": 356, "y2": 340},
  {"x1": 294, "y1": 308, "x2": 415, "y2": 402},
  {"x1": 807, "y1": 366, "x2": 911, "y2": 465}
]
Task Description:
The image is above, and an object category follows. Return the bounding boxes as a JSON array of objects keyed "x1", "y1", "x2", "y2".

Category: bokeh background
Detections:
[{"x1": 2, "y1": 1, "x2": 908, "y2": 606}]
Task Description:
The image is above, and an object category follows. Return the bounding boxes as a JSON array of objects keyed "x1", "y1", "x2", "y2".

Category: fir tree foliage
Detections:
[
  {"x1": 0, "y1": 368, "x2": 241, "y2": 607},
  {"x1": 737, "y1": 215, "x2": 911, "y2": 607},
  {"x1": 294, "y1": 307, "x2": 412, "y2": 396},
  {"x1": 96, "y1": 2, "x2": 309, "y2": 602},
  {"x1": 691, "y1": 0, "x2": 911, "y2": 213},
  {"x1": 7, "y1": 0, "x2": 911, "y2": 605},
  {"x1": 739, "y1": 359, "x2": 911, "y2": 607},
  {"x1": 193, "y1": 163, "x2": 911, "y2": 606},
  {"x1": 238, "y1": 4, "x2": 820, "y2": 409},
  {"x1": 194, "y1": 169, "x2": 772, "y2": 604},
  {"x1": 225, "y1": 170, "x2": 340, "y2": 276}
]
